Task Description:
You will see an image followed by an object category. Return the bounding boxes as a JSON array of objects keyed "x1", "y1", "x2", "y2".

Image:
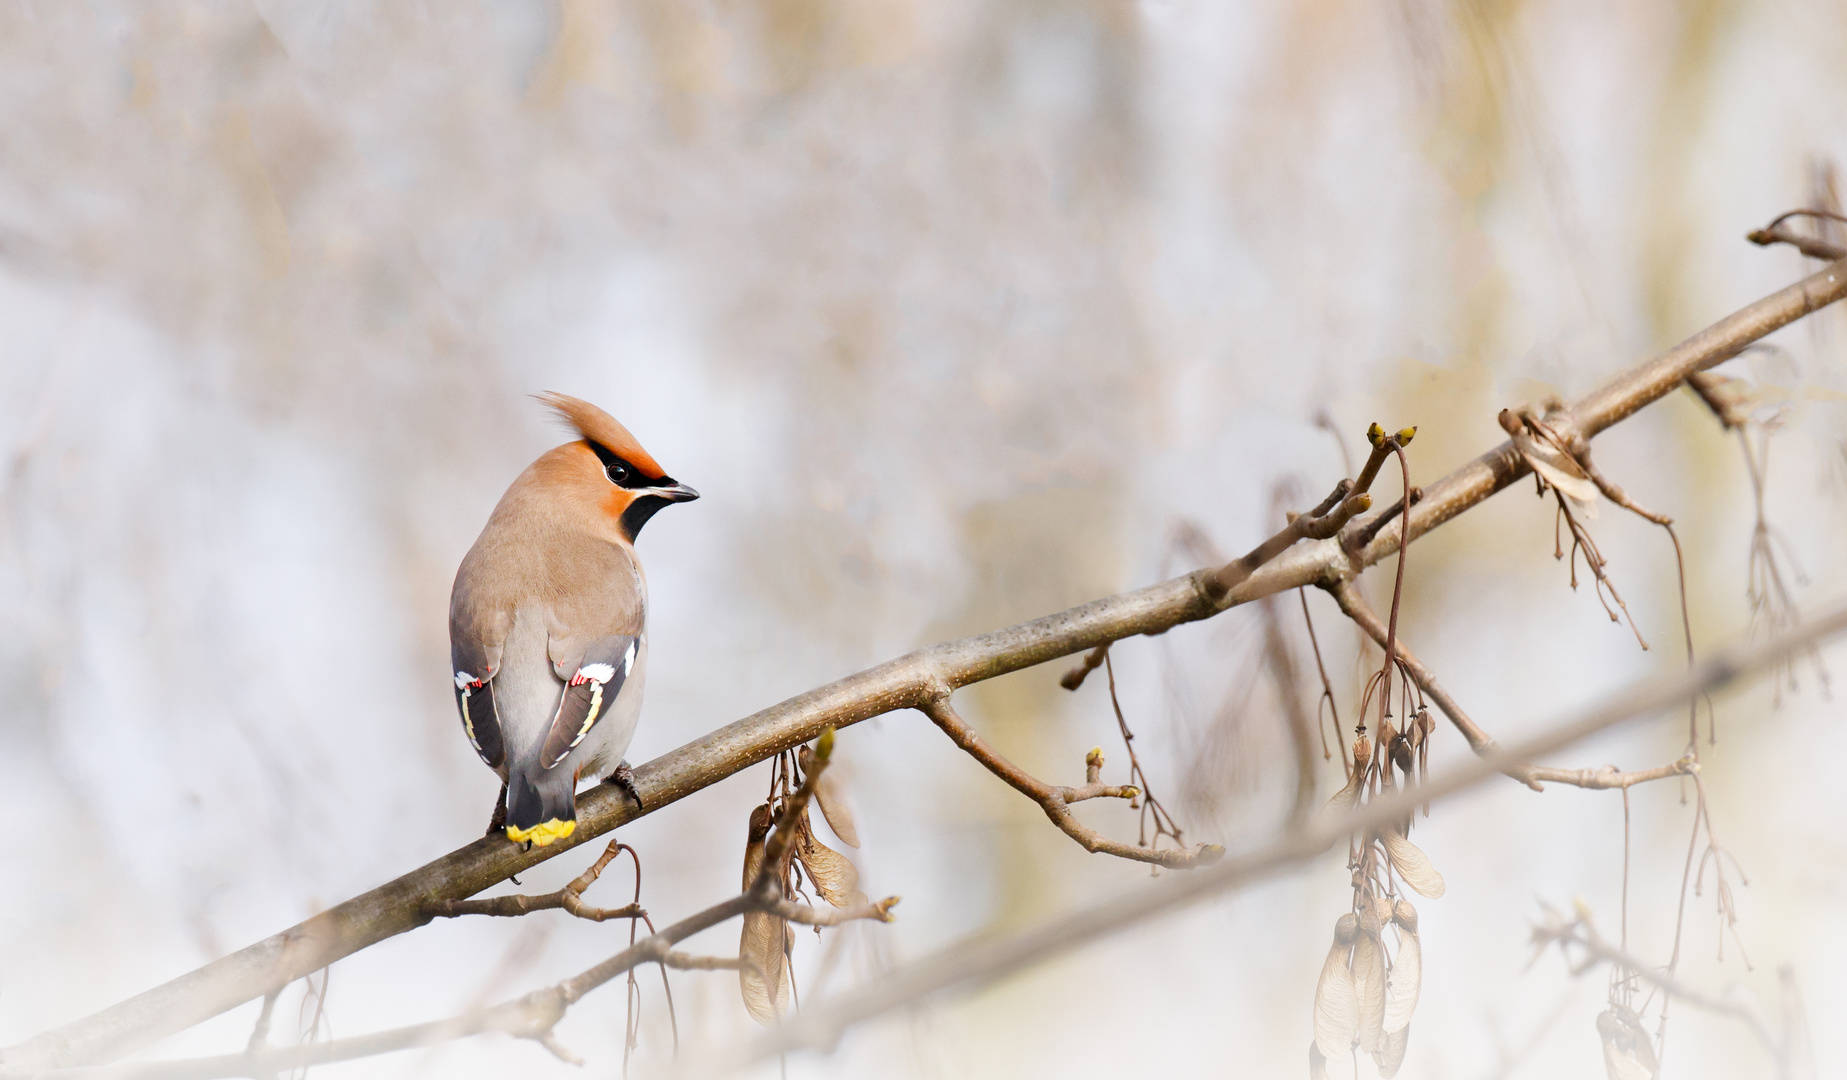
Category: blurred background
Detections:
[{"x1": 4, "y1": 1, "x2": 1847, "y2": 1076}]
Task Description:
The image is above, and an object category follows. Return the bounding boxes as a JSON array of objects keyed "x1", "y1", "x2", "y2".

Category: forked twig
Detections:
[
  {"x1": 426, "y1": 839, "x2": 646, "y2": 923},
  {"x1": 921, "y1": 693, "x2": 1222, "y2": 869}
]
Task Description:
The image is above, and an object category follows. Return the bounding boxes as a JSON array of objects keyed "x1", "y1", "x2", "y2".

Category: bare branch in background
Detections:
[
  {"x1": 1524, "y1": 757, "x2": 1696, "y2": 789},
  {"x1": 1531, "y1": 906, "x2": 1790, "y2": 1067},
  {"x1": 6, "y1": 253, "x2": 1846, "y2": 1073},
  {"x1": 1260, "y1": 589, "x2": 1322, "y2": 826},
  {"x1": 1739, "y1": 426, "x2": 1831, "y2": 702}
]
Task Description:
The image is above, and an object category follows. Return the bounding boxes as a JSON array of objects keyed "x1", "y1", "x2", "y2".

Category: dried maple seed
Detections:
[
  {"x1": 1353, "y1": 903, "x2": 1388, "y2": 1053},
  {"x1": 1382, "y1": 900, "x2": 1420, "y2": 1035},
  {"x1": 1381, "y1": 826, "x2": 1446, "y2": 899},
  {"x1": 738, "y1": 803, "x2": 792, "y2": 1025},
  {"x1": 1312, "y1": 913, "x2": 1361, "y2": 1059}
]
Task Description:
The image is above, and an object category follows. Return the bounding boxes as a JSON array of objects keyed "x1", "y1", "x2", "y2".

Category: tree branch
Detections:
[
  {"x1": 1327, "y1": 579, "x2": 1541, "y2": 788},
  {"x1": 920, "y1": 694, "x2": 1221, "y2": 869},
  {"x1": 1331, "y1": 580, "x2": 1701, "y2": 793},
  {"x1": 8, "y1": 255, "x2": 1845, "y2": 1073},
  {"x1": 424, "y1": 838, "x2": 645, "y2": 923},
  {"x1": 1525, "y1": 756, "x2": 1696, "y2": 789}
]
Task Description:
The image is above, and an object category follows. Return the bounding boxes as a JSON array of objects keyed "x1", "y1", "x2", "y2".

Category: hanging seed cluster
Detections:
[
  {"x1": 737, "y1": 742, "x2": 866, "y2": 1025},
  {"x1": 1310, "y1": 723, "x2": 1441, "y2": 1078}
]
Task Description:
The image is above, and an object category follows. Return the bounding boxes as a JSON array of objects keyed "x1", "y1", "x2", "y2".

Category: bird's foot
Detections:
[{"x1": 604, "y1": 761, "x2": 644, "y2": 811}]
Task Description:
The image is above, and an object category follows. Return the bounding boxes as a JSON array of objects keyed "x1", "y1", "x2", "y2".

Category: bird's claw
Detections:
[{"x1": 605, "y1": 761, "x2": 644, "y2": 811}]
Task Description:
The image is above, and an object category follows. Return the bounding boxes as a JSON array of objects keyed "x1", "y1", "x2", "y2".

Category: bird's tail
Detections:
[{"x1": 506, "y1": 770, "x2": 577, "y2": 846}]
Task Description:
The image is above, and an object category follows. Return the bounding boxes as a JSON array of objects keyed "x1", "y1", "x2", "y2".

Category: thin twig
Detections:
[
  {"x1": 1329, "y1": 579, "x2": 1540, "y2": 789},
  {"x1": 1526, "y1": 757, "x2": 1696, "y2": 789},
  {"x1": 425, "y1": 839, "x2": 646, "y2": 923},
  {"x1": 1298, "y1": 587, "x2": 1345, "y2": 767},
  {"x1": 920, "y1": 694, "x2": 1221, "y2": 869},
  {"x1": 1203, "y1": 479, "x2": 1371, "y2": 601},
  {"x1": 1746, "y1": 211, "x2": 1847, "y2": 262},
  {"x1": 1331, "y1": 579, "x2": 1695, "y2": 792}
]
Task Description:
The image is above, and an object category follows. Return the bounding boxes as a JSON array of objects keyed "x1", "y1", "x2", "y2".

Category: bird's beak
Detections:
[{"x1": 648, "y1": 481, "x2": 700, "y2": 503}]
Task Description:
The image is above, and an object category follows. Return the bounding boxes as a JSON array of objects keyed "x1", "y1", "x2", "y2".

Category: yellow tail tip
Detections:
[{"x1": 506, "y1": 818, "x2": 576, "y2": 846}]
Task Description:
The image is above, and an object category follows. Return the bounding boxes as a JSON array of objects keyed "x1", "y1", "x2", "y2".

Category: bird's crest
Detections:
[{"x1": 535, "y1": 392, "x2": 666, "y2": 479}]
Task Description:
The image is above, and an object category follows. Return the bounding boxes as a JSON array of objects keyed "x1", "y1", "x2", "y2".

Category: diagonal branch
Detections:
[
  {"x1": 1327, "y1": 578, "x2": 1541, "y2": 789},
  {"x1": 1331, "y1": 579, "x2": 1700, "y2": 793},
  {"x1": 1204, "y1": 478, "x2": 1372, "y2": 600},
  {"x1": 920, "y1": 693, "x2": 1222, "y2": 870},
  {"x1": 8, "y1": 255, "x2": 1846, "y2": 1073}
]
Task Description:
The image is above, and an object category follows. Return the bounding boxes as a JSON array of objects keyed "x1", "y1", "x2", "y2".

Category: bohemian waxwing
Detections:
[{"x1": 450, "y1": 393, "x2": 698, "y2": 846}]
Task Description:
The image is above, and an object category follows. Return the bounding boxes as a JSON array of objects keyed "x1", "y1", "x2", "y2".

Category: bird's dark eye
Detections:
[{"x1": 605, "y1": 461, "x2": 630, "y2": 484}]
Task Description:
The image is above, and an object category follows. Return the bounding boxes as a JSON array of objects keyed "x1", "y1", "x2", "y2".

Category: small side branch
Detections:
[
  {"x1": 1331, "y1": 581, "x2": 1703, "y2": 794},
  {"x1": 1526, "y1": 756, "x2": 1696, "y2": 790},
  {"x1": 425, "y1": 838, "x2": 645, "y2": 923},
  {"x1": 1204, "y1": 478, "x2": 1373, "y2": 601},
  {"x1": 1746, "y1": 210, "x2": 1847, "y2": 263},
  {"x1": 1350, "y1": 486, "x2": 1423, "y2": 548},
  {"x1": 1328, "y1": 579, "x2": 1541, "y2": 790},
  {"x1": 921, "y1": 694, "x2": 1221, "y2": 869}
]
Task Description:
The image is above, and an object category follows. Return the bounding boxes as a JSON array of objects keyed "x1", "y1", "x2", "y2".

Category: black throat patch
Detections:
[{"x1": 620, "y1": 494, "x2": 672, "y2": 541}]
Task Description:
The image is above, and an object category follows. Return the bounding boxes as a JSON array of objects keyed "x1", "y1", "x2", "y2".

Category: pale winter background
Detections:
[{"x1": 3, "y1": 2, "x2": 1847, "y2": 1077}]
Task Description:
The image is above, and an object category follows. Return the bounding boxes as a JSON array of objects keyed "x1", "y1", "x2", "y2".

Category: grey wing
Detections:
[
  {"x1": 452, "y1": 667, "x2": 506, "y2": 769},
  {"x1": 539, "y1": 635, "x2": 640, "y2": 770},
  {"x1": 450, "y1": 576, "x2": 512, "y2": 770}
]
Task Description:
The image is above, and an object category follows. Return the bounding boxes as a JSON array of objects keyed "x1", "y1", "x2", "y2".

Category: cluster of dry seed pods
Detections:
[
  {"x1": 1311, "y1": 715, "x2": 1444, "y2": 1076},
  {"x1": 738, "y1": 742, "x2": 866, "y2": 1024},
  {"x1": 1311, "y1": 897, "x2": 1423, "y2": 1078}
]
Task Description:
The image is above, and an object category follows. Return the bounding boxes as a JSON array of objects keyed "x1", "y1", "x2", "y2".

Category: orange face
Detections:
[{"x1": 537, "y1": 395, "x2": 699, "y2": 542}]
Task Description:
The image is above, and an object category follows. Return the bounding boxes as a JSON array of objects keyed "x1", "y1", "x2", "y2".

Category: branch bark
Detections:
[{"x1": 7, "y1": 255, "x2": 1845, "y2": 1073}]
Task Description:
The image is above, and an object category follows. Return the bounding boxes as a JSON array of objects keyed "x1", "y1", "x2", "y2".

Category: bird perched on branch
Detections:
[{"x1": 450, "y1": 393, "x2": 699, "y2": 846}]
